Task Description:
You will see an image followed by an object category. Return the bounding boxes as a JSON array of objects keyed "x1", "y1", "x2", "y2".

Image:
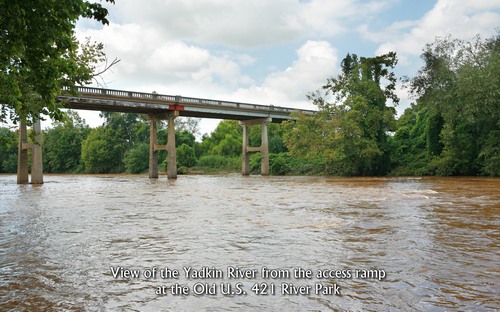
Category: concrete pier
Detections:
[
  {"x1": 17, "y1": 122, "x2": 29, "y2": 184},
  {"x1": 31, "y1": 119, "x2": 43, "y2": 184},
  {"x1": 240, "y1": 117, "x2": 271, "y2": 176},
  {"x1": 166, "y1": 111, "x2": 177, "y2": 179},
  {"x1": 17, "y1": 119, "x2": 43, "y2": 184},
  {"x1": 149, "y1": 115, "x2": 159, "y2": 179},
  {"x1": 148, "y1": 111, "x2": 178, "y2": 180}
]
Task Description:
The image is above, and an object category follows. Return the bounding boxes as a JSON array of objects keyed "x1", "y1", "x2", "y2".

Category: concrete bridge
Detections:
[{"x1": 17, "y1": 86, "x2": 315, "y2": 184}]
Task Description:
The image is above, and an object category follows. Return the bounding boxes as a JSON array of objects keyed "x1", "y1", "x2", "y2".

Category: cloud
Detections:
[
  {"x1": 76, "y1": 23, "x2": 254, "y2": 96},
  {"x1": 354, "y1": 0, "x2": 500, "y2": 114},
  {"x1": 359, "y1": 0, "x2": 500, "y2": 62},
  {"x1": 110, "y1": 0, "x2": 397, "y2": 48},
  {"x1": 229, "y1": 40, "x2": 339, "y2": 109}
]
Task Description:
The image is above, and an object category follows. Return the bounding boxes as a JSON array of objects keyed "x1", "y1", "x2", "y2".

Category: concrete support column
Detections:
[
  {"x1": 17, "y1": 122, "x2": 29, "y2": 184},
  {"x1": 166, "y1": 112, "x2": 177, "y2": 179},
  {"x1": 149, "y1": 115, "x2": 158, "y2": 179},
  {"x1": 241, "y1": 123, "x2": 250, "y2": 175},
  {"x1": 239, "y1": 117, "x2": 271, "y2": 176},
  {"x1": 31, "y1": 119, "x2": 43, "y2": 184},
  {"x1": 17, "y1": 118, "x2": 44, "y2": 184},
  {"x1": 261, "y1": 121, "x2": 269, "y2": 176}
]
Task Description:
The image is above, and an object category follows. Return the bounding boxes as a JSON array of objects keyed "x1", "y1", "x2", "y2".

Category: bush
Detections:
[
  {"x1": 196, "y1": 155, "x2": 240, "y2": 172},
  {"x1": 270, "y1": 153, "x2": 291, "y2": 175},
  {"x1": 177, "y1": 143, "x2": 197, "y2": 168},
  {"x1": 123, "y1": 143, "x2": 149, "y2": 174},
  {"x1": 249, "y1": 153, "x2": 261, "y2": 174}
]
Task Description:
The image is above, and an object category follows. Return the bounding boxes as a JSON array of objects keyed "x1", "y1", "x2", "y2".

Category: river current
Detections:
[{"x1": 0, "y1": 174, "x2": 498, "y2": 311}]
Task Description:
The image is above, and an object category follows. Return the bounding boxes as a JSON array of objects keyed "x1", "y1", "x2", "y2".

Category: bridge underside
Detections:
[{"x1": 61, "y1": 96, "x2": 295, "y2": 123}]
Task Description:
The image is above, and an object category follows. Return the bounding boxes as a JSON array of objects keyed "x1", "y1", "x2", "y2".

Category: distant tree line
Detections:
[{"x1": 0, "y1": 33, "x2": 498, "y2": 176}]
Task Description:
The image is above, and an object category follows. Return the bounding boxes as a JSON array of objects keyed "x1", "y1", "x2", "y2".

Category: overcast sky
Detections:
[{"x1": 72, "y1": 0, "x2": 500, "y2": 135}]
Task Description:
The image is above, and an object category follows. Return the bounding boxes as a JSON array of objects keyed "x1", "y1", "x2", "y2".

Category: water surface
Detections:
[{"x1": 0, "y1": 175, "x2": 498, "y2": 311}]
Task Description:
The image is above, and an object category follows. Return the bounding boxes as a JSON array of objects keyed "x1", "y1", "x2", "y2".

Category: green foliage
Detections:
[
  {"x1": 176, "y1": 130, "x2": 196, "y2": 148},
  {"x1": 397, "y1": 32, "x2": 500, "y2": 176},
  {"x1": 81, "y1": 126, "x2": 125, "y2": 173},
  {"x1": 479, "y1": 131, "x2": 500, "y2": 176},
  {"x1": 123, "y1": 143, "x2": 149, "y2": 174},
  {"x1": 249, "y1": 153, "x2": 261, "y2": 174},
  {"x1": 81, "y1": 113, "x2": 157, "y2": 173},
  {"x1": 285, "y1": 52, "x2": 399, "y2": 176},
  {"x1": 199, "y1": 120, "x2": 242, "y2": 157},
  {"x1": 0, "y1": 0, "x2": 115, "y2": 125},
  {"x1": 177, "y1": 143, "x2": 196, "y2": 168},
  {"x1": 392, "y1": 106, "x2": 437, "y2": 175},
  {"x1": 43, "y1": 110, "x2": 90, "y2": 173},
  {"x1": 196, "y1": 155, "x2": 240, "y2": 172},
  {"x1": 0, "y1": 127, "x2": 18, "y2": 173},
  {"x1": 101, "y1": 112, "x2": 145, "y2": 148},
  {"x1": 248, "y1": 123, "x2": 288, "y2": 154}
]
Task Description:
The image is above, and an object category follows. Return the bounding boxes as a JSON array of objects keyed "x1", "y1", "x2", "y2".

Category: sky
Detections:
[{"x1": 71, "y1": 0, "x2": 500, "y2": 135}]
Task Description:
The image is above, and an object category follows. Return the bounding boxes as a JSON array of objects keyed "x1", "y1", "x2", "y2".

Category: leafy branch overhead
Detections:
[{"x1": 0, "y1": 0, "x2": 117, "y2": 125}]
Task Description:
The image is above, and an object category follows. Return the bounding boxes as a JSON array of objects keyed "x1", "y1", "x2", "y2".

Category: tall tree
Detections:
[
  {"x1": 403, "y1": 33, "x2": 500, "y2": 176},
  {"x1": 43, "y1": 110, "x2": 90, "y2": 173},
  {"x1": 81, "y1": 112, "x2": 150, "y2": 173},
  {"x1": 0, "y1": 127, "x2": 17, "y2": 173},
  {"x1": 198, "y1": 120, "x2": 242, "y2": 157},
  {"x1": 81, "y1": 126, "x2": 124, "y2": 173},
  {"x1": 285, "y1": 52, "x2": 399, "y2": 176},
  {"x1": 0, "y1": 0, "x2": 115, "y2": 125}
]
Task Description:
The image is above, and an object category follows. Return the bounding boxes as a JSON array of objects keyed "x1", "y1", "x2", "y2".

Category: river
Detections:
[{"x1": 0, "y1": 174, "x2": 499, "y2": 311}]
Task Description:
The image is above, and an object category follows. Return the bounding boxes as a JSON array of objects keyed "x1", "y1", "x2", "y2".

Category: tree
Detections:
[
  {"x1": 177, "y1": 143, "x2": 196, "y2": 168},
  {"x1": 391, "y1": 104, "x2": 442, "y2": 175},
  {"x1": 175, "y1": 117, "x2": 201, "y2": 136},
  {"x1": 285, "y1": 52, "x2": 399, "y2": 176},
  {"x1": 81, "y1": 126, "x2": 125, "y2": 173},
  {"x1": 176, "y1": 130, "x2": 196, "y2": 148},
  {"x1": 0, "y1": 0, "x2": 116, "y2": 125},
  {"x1": 198, "y1": 120, "x2": 242, "y2": 157},
  {"x1": 43, "y1": 110, "x2": 90, "y2": 173},
  {"x1": 403, "y1": 33, "x2": 500, "y2": 176},
  {"x1": 123, "y1": 143, "x2": 149, "y2": 174},
  {"x1": 81, "y1": 112, "x2": 152, "y2": 173},
  {"x1": 0, "y1": 127, "x2": 17, "y2": 173}
]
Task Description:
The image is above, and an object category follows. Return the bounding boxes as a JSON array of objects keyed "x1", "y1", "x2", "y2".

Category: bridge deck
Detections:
[{"x1": 58, "y1": 86, "x2": 315, "y2": 122}]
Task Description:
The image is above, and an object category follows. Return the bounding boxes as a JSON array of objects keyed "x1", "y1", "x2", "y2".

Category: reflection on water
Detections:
[{"x1": 1, "y1": 175, "x2": 499, "y2": 311}]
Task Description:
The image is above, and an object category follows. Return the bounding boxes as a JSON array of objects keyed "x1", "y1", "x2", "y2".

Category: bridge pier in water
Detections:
[
  {"x1": 17, "y1": 119, "x2": 43, "y2": 184},
  {"x1": 149, "y1": 111, "x2": 178, "y2": 179},
  {"x1": 240, "y1": 117, "x2": 271, "y2": 176}
]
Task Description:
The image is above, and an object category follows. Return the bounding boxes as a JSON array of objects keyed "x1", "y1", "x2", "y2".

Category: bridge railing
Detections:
[
  {"x1": 179, "y1": 96, "x2": 294, "y2": 113},
  {"x1": 65, "y1": 86, "x2": 314, "y2": 114},
  {"x1": 71, "y1": 86, "x2": 179, "y2": 102}
]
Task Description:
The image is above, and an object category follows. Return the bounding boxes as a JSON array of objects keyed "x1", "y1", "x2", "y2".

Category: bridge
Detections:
[{"x1": 17, "y1": 86, "x2": 315, "y2": 184}]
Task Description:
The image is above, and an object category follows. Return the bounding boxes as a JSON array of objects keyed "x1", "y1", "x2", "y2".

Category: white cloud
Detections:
[
  {"x1": 76, "y1": 23, "x2": 254, "y2": 96},
  {"x1": 110, "y1": 0, "x2": 398, "y2": 48},
  {"x1": 360, "y1": 0, "x2": 500, "y2": 61},
  {"x1": 229, "y1": 40, "x2": 338, "y2": 109},
  {"x1": 355, "y1": 0, "x2": 500, "y2": 115}
]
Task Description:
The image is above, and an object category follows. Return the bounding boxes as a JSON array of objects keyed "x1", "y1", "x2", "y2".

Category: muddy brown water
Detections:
[{"x1": 1, "y1": 175, "x2": 499, "y2": 311}]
